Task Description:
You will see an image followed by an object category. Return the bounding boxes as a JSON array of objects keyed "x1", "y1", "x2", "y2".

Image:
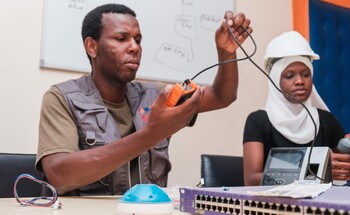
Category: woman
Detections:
[{"x1": 243, "y1": 31, "x2": 350, "y2": 186}]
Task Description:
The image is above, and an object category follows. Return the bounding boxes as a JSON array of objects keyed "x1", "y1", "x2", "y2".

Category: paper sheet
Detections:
[{"x1": 248, "y1": 181, "x2": 332, "y2": 199}]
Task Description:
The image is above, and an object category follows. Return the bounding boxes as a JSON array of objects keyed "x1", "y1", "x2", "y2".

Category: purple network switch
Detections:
[{"x1": 179, "y1": 186, "x2": 350, "y2": 215}]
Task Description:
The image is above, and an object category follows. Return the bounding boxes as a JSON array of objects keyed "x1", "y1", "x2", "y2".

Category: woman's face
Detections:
[{"x1": 279, "y1": 61, "x2": 313, "y2": 103}]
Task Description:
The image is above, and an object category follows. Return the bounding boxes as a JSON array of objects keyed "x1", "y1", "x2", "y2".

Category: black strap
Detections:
[{"x1": 130, "y1": 156, "x2": 140, "y2": 186}]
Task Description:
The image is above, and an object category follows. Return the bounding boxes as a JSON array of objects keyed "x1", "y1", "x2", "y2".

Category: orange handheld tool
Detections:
[
  {"x1": 166, "y1": 79, "x2": 197, "y2": 107},
  {"x1": 166, "y1": 79, "x2": 198, "y2": 126}
]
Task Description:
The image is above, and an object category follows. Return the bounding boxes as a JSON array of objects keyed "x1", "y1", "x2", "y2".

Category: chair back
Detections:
[
  {"x1": 0, "y1": 153, "x2": 43, "y2": 198},
  {"x1": 200, "y1": 154, "x2": 244, "y2": 187}
]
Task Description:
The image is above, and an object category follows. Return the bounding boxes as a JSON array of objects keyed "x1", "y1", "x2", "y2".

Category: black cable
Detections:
[
  {"x1": 188, "y1": 18, "x2": 325, "y2": 183},
  {"x1": 189, "y1": 23, "x2": 257, "y2": 81},
  {"x1": 223, "y1": 20, "x2": 324, "y2": 183}
]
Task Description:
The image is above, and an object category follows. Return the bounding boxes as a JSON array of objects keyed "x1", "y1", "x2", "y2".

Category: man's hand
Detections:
[
  {"x1": 330, "y1": 150, "x2": 350, "y2": 180},
  {"x1": 145, "y1": 85, "x2": 203, "y2": 141},
  {"x1": 215, "y1": 11, "x2": 253, "y2": 54}
]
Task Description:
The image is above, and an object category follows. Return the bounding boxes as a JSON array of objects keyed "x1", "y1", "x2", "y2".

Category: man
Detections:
[{"x1": 36, "y1": 4, "x2": 253, "y2": 195}]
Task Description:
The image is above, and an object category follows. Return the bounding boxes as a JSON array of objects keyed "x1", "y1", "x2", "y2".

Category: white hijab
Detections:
[{"x1": 264, "y1": 56, "x2": 329, "y2": 144}]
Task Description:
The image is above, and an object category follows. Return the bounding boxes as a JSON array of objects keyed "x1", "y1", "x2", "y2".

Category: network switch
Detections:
[{"x1": 179, "y1": 186, "x2": 350, "y2": 215}]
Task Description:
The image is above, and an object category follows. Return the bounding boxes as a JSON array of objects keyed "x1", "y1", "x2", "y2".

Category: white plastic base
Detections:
[{"x1": 117, "y1": 202, "x2": 174, "y2": 214}]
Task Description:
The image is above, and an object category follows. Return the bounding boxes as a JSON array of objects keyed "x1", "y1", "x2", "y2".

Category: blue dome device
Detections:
[{"x1": 117, "y1": 184, "x2": 174, "y2": 214}]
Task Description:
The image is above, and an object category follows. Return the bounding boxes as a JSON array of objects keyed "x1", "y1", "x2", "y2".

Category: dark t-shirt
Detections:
[{"x1": 243, "y1": 109, "x2": 345, "y2": 164}]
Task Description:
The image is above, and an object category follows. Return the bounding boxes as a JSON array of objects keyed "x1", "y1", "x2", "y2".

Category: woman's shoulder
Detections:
[
  {"x1": 247, "y1": 109, "x2": 268, "y2": 119},
  {"x1": 317, "y1": 108, "x2": 330, "y2": 114},
  {"x1": 317, "y1": 108, "x2": 344, "y2": 131},
  {"x1": 246, "y1": 109, "x2": 270, "y2": 126},
  {"x1": 317, "y1": 108, "x2": 337, "y2": 120}
]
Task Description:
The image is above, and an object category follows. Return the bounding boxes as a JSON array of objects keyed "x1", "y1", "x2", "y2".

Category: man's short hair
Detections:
[{"x1": 81, "y1": 4, "x2": 136, "y2": 65}]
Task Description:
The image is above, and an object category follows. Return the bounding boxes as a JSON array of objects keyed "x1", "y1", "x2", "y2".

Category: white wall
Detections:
[{"x1": 0, "y1": 0, "x2": 292, "y2": 187}]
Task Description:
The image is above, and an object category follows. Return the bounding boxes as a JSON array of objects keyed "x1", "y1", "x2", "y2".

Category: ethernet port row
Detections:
[
  {"x1": 195, "y1": 194, "x2": 241, "y2": 206},
  {"x1": 305, "y1": 207, "x2": 350, "y2": 215},
  {"x1": 243, "y1": 200, "x2": 301, "y2": 214},
  {"x1": 196, "y1": 203, "x2": 241, "y2": 214}
]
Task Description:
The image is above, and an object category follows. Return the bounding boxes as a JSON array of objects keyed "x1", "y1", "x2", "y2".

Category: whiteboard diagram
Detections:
[{"x1": 40, "y1": 0, "x2": 234, "y2": 85}]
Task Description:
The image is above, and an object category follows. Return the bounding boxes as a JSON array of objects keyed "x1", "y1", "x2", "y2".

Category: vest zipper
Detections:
[
  {"x1": 137, "y1": 156, "x2": 142, "y2": 183},
  {"x1": 128, "y1": 156, "x2": 141, "y2": 188},
  {"x1": 127, "y1": 161, "x2": 132, "y2": 188}
]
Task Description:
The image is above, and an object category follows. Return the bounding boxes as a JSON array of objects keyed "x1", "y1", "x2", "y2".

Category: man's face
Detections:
[
  {"x1": 280, "y1": 61, "x2": 313, "y2": 103},
  {"x1": 93, "y1": 13, "x2": 142, "y2": 84}
]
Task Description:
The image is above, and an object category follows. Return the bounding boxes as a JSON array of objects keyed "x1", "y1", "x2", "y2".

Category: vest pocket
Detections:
[
  {"x1": 153, "y1": 139, "x2": 169, "y2": 150},
  {"x1": 76, "y1": 180, "x2": 112, "y2": 195},
  {"x1": 71, "y1": 99, "x2": 118, "y2": 148},
  {"x1": 71, "y1": 99, "x2": 108, "y2": 132},
  {"x1": 148, "y1": 140, "x2": 171, "y2": 186},
  {"x1": 78, "y1": 129, "x2": 120, "y2": 150}
]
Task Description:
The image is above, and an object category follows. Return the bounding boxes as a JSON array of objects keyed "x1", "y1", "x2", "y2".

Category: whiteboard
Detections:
[{"x1": 40, "y1": 0, "x2": 234, "y2": 85}]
